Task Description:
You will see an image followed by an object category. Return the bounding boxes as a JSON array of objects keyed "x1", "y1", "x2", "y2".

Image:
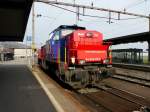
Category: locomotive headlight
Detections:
[
  {"x1": 103, "y1": 59, "x2": 109, "y2": 64},
  {"x1": 71, "y1": 57, "x2": 75, "y2": 64},
  {"x1": 79, "y1": 60, "x2": 85, "y2": 64}
]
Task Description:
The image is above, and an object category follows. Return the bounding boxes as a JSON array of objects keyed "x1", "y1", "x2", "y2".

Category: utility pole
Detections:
[
  {"x1": 32, "y1": 2, "x2": 35, "y2": 68},
  {"x1": 76, "y1": 7, "x2": 79, "y2": 25},
  {"x1": 149, "y1": 14, "x2": 150, "y2": 32},
  {"x1": 26, "y1": 36, "x2": 27, "y2": 62},
  {"x1": 148, "y1": 14, "x2": 150, "y2": 63}
]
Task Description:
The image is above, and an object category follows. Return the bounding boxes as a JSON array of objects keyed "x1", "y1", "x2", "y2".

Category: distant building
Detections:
[
  {"x1": 143, "y1": 51, "x2": 148, "y2": 56},
  {"x1": 0, "y1": 45, "x2": 14, "y2": 61},
  {"x1": 112, "y1": 48, "x2": 143, "y2": 64},
  {"x1": 0, "y1": 42, "x2": 31, "y2": 61},
  {"x1": 14, "y1": 49, "x2": 31, "y2": 58}
]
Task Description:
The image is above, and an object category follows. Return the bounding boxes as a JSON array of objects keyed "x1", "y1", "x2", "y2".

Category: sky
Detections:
[{"x1": 24, "y1": 0, "x2": 150, "y2": 51}]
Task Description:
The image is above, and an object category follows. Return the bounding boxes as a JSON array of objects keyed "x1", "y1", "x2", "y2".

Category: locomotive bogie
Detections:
[{"x1": 55, "y1": 64, "x2": 114, "y2": 88}]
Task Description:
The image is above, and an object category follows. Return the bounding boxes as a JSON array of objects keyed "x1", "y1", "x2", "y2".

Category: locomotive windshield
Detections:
[
  {"x1": 61, "y1": 29, "x2": 75, "y2": 37},
  {"x1": 49, "y1": 32, "x2": 54, "y2": 39}
]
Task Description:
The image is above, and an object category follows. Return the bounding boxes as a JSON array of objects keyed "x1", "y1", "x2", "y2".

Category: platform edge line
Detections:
[{"x1": 29, "y1": 67, "x2": 65, "y2": 112}]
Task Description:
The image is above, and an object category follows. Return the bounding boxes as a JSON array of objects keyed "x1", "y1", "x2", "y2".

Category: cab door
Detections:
[{"x1": 50, "y1": 30, "x2": 60, "y2": 63}]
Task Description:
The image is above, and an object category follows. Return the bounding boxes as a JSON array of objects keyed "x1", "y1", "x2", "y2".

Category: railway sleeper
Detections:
[{"x1": 133, "y1": 106, "x2": 150, "y2": 112}]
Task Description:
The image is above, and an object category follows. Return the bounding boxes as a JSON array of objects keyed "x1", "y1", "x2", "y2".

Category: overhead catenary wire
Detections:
[
  {"x1": 35, "y1": 0, "x2": 150, "y2": 34},
  {"x1": 123, "y1": 0, "x2": 148, "y2": 10},
  {"x1": 105, "y1": 23, "x2": 148, "y2": 38},
  {"x1": 35, "y1": 0, "x2": 150, "y2": 33},
  {"x1": 121, "y1": 0, "x2": 150, "y2": 18},
  {"x1": 35, "y1": 1, "x2": 149, "y2": 34},
  {"x1": 47, "y1": 3, "x2": 148, "y2": 35},
  {"x1": 82, "y1": 16, "x2": 147, "y2": 38},
  {"x1": 36, "y1": 0, "x2": 150, "y2": 18},
  {"x1": 48, "y1": 3, "x2": 143, "y2": 21}
]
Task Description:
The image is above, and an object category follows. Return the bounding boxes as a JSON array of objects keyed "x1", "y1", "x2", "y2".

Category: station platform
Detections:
[
  {"x1": 0, "y1": 64, "x2": 56, "y2": 112},
  {"x1": 0, "y1": 59, "x2": 86, "y2": 112}
]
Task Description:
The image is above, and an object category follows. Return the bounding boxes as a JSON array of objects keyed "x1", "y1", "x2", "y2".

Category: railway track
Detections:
[
  {"x1": 112, "y1": 74, "x2": 150, "y2": 87},
  {"x1": 112, "y1": 63, "x2": 150, "y2": 87},
  {"x1": 39, "y1": 65, "x2": 150, "y2": 112},
  {"x1": 73, "y1": 84, "x2": 150, "y2": 112},
  {"x1": 97, "y1": 85, "x2": 150, "y2": 108},
  {"x1": 112, "y1": 63, "x2": 150, "y2": 72},
  {"x1": 73, "y1": 63, "x2": 150, "y2": 112}
]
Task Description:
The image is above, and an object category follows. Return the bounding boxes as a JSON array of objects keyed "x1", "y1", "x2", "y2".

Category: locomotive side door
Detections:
[{"x1": 50, "y1": 30, "x2": 60, "y2": 63}]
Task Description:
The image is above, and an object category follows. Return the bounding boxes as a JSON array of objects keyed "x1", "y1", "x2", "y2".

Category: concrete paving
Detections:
[
  {"x1": 0, "y1": 64, "x2": 56, "y2": 112},
  {"x1": 32, "y1": 66, "x2": 87, "y2": 112}
]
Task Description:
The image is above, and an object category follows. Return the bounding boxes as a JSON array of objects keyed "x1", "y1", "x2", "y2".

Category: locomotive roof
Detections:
[{"x1": 57, "y1": 25, "x2": 86, "y2": 30}]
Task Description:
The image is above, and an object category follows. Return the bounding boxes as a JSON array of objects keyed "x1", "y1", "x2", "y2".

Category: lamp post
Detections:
[{"x1": 32, "y1": 2, "x2": 35, "y2": 68}]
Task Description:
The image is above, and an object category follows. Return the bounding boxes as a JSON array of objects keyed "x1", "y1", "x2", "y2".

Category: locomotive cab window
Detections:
[{"x1": 53, "y1": 31, "x2": 60, "y2": 41}]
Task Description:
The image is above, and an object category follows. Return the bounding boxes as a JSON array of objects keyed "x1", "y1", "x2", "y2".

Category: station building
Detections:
[{"x1": 0, "y1": 42, "x2": 31, "y2": 61}]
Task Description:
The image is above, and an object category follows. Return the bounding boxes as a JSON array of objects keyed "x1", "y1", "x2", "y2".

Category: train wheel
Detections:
[
  {"x1": 60, "y1": 75, "x2": 65, "y2": 82},
  {"x1": 81, "y1": 71, "x2": 88, "y2": 85},
  {"x1": 55, "y1": 70, "x2": 61, "y2": 79},
  {"x1": 64, "y1": 70, "x2": 70, "y2": 82}
]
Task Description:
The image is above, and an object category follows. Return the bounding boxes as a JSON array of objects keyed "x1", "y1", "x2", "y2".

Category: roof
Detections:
[
  {"x1": 112, "y1": 48, "x2": 143, "y2": 52},
  {"x1": 0, "y1": 0, "x2": 33, "y2": 41},
  {"x1": 104, "y1": 32, "x2": 150, "y2": 45},
  {"x1": 57, "y1": 25, "x2": 86, "y2": 30},
  {"x1": 0, "y1": 42, "x2": 30, "y2": 49}
]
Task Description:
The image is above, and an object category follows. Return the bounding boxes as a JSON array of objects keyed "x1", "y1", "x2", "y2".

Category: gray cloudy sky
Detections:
[{"x1": 24, "y1": 0, "x2": 150, "y2": 50}]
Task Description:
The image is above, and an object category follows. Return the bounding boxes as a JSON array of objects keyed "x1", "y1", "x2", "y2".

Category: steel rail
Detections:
[
  {"x1": 112, "y1": 74, "x2": 150, "y2": 87},
  {"x1": 113, "y1": 63, "x2": 150, "y2": 72},
  {"x1": 96, "y1": 84, "x2": 150, "y2": 109}
]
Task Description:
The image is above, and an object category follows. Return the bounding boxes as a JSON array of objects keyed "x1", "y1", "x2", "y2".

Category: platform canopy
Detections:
[
  {"x1": 0, "y1": 0, "x2": 33, "y2": 41},
  {"x1": 104, "y1": 32, "x2": 150, "y2": 45}
]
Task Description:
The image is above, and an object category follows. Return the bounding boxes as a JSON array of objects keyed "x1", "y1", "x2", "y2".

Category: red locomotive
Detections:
[{"x1": 38, "y1": 25, "x2": 113, "y2": 88}]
